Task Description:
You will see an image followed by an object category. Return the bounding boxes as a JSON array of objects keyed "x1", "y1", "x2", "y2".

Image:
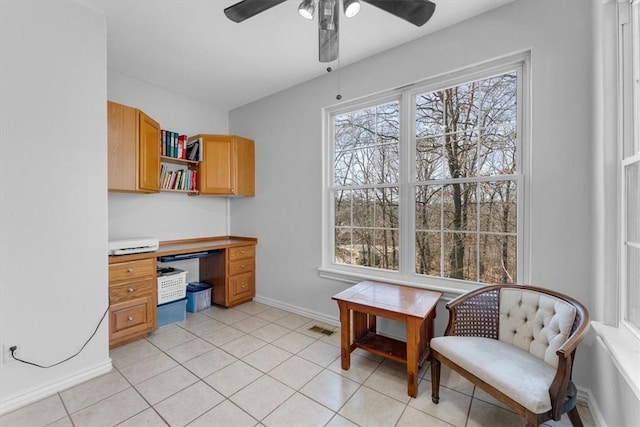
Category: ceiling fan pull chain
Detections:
[{"x1": 336, "y1": 57, "x2": 342, "y2": 100}]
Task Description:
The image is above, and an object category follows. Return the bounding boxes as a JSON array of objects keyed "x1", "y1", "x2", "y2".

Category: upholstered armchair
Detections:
[{"x1": 430, "y1": 285, "x2": 590, "y2": 427}]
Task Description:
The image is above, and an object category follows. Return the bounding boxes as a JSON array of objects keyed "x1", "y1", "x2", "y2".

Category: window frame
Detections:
[
  {"x1": 619, "y1": 0, "x2": 640, "y2": 339},
  {"x1": 591, "y1": 0, "x2": 640, "y2": 401},
  {"x1": 320, "y1": 53, "x2": 531, "y2": 293}
]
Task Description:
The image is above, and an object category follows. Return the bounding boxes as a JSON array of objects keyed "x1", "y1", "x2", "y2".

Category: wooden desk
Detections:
[
  {"x1": 332, "y1": 281, "x2": 441, "y2": 398},
  {"x1": 108, "y1": 236, "x2": 257, "y2": 348}
]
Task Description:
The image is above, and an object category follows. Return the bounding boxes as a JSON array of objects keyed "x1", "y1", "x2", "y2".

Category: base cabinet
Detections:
[
  {"x1": 203, "y1": 244, "x2": 256, "y2": 307},
  {"x1": 109, "y1": 258, "x2": 157, "y2": 348}
]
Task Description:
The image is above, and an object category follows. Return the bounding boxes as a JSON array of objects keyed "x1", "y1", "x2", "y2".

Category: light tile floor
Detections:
[{"x1": 1, "y1": 301, "x2": 597, "y2": 427}]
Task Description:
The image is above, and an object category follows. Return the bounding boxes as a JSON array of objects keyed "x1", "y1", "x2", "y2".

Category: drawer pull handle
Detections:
[
  {"x1": 127, "y1": 316, "x2": 134, "y2": 321},
  {"x1": 128, "y1": 287, "x2": 134, "y2": 293},
  {"x1": 127, "y1": 268, "x2": 134, "y2": 273},
  {"x1": 241, "y1": 251, "x2": 246, "y2": 255},
  {"x1": 241, "y1": 264, "x2": 246, "y2": 269}
]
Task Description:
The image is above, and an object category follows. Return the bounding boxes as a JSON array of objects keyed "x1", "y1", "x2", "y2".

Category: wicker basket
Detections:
[{"x1": 157, "y1": 269, "x2": 187, "y2": 304}]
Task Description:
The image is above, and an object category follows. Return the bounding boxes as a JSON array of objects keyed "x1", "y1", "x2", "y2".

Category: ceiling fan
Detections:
[{"x1": 224, "y1": 0, "x2": 436, "y2": 63}]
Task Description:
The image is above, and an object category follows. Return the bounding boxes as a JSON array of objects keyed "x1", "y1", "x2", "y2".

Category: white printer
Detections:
[{"x1": 108, "y1": 237, "x2": 159, "y2": 256}]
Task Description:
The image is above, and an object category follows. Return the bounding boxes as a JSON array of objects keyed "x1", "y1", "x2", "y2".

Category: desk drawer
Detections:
[
  {"x1": 229, "y1": 272, "x2": 254, "y2": 302},
  {"x1": 229, "y1": 259, "x2": 254, "y2": 276},
  {"x1": 110, "y1": 297, "x2": 153, "y2": 337},
  {"x1": 109, "y1": 258, "x2": 155, "y2": 282},
  {"x1": 109, "y1": 278, "x2": 154, "y2": 304},
  {"x1": 228, "y1": 246, "x2": 254, "y2": 261}
]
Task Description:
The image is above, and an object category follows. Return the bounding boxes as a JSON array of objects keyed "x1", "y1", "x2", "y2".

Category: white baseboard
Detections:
[
  {"x1": 579, "y1": 387, "x2": 607, "y2": 427},
  {"x1": 0, "y1": 359, "x2": 112, "y2": 416},
  {"x1": 254, "y1": 295, "x2": 340, "y2": 327}
]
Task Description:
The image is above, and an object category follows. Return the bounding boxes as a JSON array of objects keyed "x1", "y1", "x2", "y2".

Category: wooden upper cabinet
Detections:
[
  {"x1": 196, "y1": 134, "x2": 255, "y2": 197},
  {"x1": 108, "y1": 101, "x2": 160, "y2": 193}
]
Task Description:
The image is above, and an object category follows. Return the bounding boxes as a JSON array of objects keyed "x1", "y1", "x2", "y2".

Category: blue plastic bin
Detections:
[
  {"x1": 186, "y1": 283, "x2": 212, "y2": 313},
  {"x1": 157, "y1": 297, "x2": 187, "y2": 327}
]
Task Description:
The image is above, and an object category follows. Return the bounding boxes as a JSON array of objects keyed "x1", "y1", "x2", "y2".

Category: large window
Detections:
[{"x1": 324, "y1": 56, "x2": 527, "y2": 288}]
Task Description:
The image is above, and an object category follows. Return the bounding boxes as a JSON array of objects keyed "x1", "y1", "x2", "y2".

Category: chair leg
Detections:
[
  {"x1": 567, "y1": 406, "x2": 583, "y2": 427},
  {"x1": 431, "y1": 358, "x2": 440, "y2": 404}
]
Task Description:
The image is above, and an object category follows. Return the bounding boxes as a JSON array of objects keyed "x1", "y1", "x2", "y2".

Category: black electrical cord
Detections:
[{"x1": 10, "y1": 304, "x2": 110, "y2": 369}]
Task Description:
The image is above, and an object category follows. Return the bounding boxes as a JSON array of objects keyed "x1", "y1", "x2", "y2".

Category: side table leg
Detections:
[
  {"x1": 406, "y1": 317, "x2": 421, "y2": 398},
  {"x1": 337, "y1": 301, "x2": 351, "y2": 370}
]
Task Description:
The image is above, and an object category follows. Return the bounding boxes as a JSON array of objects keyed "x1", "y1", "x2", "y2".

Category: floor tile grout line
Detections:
[
  {"x1": 57, "y1": 369, "x2": 146, "y2": 422},
  {"x1": 54, "y1": 392, "x2": 75, "y2": 427},
  {"x1": 109, "y1": 360, "x2": 174, "y2": 427}
]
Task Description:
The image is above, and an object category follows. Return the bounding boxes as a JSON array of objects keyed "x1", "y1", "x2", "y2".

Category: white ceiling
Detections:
[{"x1": 84, "y1": 0, "x2": 512, "y2": 111}]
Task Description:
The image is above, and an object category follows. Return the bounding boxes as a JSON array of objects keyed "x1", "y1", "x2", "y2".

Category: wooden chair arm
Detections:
[
  {"x1": 549, "y1": 295, "x2": 589, "y2": 420},
  {"x1": 556, "y1": 301, "x2": 590, "y2": 357}
]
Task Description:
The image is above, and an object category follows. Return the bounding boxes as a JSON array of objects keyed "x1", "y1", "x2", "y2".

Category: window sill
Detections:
[
  {"x1": 317, "y1": 266, "x2": 478, "y2": 301},
  {"x1": 590, "y1": 321, "x2": 640, "y2": 399}
]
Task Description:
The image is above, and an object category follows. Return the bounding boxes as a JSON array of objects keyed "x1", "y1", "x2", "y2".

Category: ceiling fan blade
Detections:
[
  {"x1": 362, "y1": 0, "x2": 436, "y2": 27},
  {"x1": 224, "y1": 0, "x2": 287, "y2": 23}
]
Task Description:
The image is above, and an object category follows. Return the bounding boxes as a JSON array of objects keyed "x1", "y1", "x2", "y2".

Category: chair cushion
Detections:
[
  {"x1": 431, "y1": 336, "x2": 556, "y2": 414},
  {"x1": 499, "y1": 289, "x2": 576, "y2": 367}
]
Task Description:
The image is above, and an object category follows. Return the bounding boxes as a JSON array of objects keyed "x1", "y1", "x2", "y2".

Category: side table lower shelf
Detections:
[{"x1": 355, "y1": 332, "x2": 407, "y2": 364}]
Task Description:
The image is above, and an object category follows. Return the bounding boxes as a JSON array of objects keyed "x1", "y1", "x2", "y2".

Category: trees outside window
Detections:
[
  {"x1": 334, "y1": 101, "x2": 400, "y2": 270},
  {"x1": 326, "y1": 57, "x2": 526, "y2": 287},
  {"x1": 414, "y1": 73, "x2": 518, "y2": 283}
]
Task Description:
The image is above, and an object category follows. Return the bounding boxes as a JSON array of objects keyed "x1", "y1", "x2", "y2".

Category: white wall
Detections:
[
  {"x1": 229, "y1": 0, "x2": 628, "y2": 416},
  {"x1": 108, "y1": 70, "x2": 230, "y2": 242},
  {"x1": 0, "y1": 1, "x2": 109, "y2": 413},
  {"x1": 589, "y1": 337, "x2": 639, "y2": 426},
  {"x1": 230, "y1": 0, "x2": 594, "y2": 325}
]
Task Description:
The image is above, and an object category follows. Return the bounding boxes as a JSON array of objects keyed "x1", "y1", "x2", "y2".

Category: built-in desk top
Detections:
[{"x1": 107, "y1": 236, "x2": 257, "y2": 264}]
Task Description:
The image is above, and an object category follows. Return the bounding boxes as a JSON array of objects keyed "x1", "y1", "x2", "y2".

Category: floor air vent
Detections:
[{"x1": 308, "y1": 325, "x2": 335, "y2": 336}]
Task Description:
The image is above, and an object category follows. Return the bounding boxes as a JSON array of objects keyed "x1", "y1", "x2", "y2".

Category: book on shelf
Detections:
[
  {"x1": 186, "y1": 139, "x2": 199, "y2": 161},
  {"x1": 160, "y1": 167, "x2": 198, "y2": 192},
  {"x1": 161, "y1": 130, "x2": 189, "y2": 159}
]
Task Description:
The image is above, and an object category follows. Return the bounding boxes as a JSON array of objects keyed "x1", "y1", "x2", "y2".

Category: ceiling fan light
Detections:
[
  {"x1": 343, "y1": 0, "x2": 360, "y2": 18},
  {"x1": 298, "y1": 0, "x2": 315, "y2": 20},
  {"x1": 320, "y1": 18, "x2": 336, "y2": 31}
]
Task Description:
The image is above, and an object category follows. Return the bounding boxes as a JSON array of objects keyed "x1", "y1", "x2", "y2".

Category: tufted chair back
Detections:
[{"x1": 498, "y1": 289, "x2": 577, "y2": 368}]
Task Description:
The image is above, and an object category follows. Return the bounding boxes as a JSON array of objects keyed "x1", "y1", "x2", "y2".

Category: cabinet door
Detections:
[
  {"x1": 235, "y1": 136, "x2": 255, "y2": 197},
  {"x1": 107, "y1": 101, "x2": 137, "y2": 192},
  {"x1": 200, "y1": 136, "x2": 234, "y2": 195},
  {"x1": 138, "y1": 111, "x2": 161, "y2": 192},
  {"x1": 199, "y1": 135, "x2": 255, "y2": 196}
]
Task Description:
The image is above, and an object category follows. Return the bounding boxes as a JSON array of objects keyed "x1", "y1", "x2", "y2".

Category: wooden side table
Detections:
[{"x1": 332, "y1": 281, "x2": 442, "y2": 398}]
